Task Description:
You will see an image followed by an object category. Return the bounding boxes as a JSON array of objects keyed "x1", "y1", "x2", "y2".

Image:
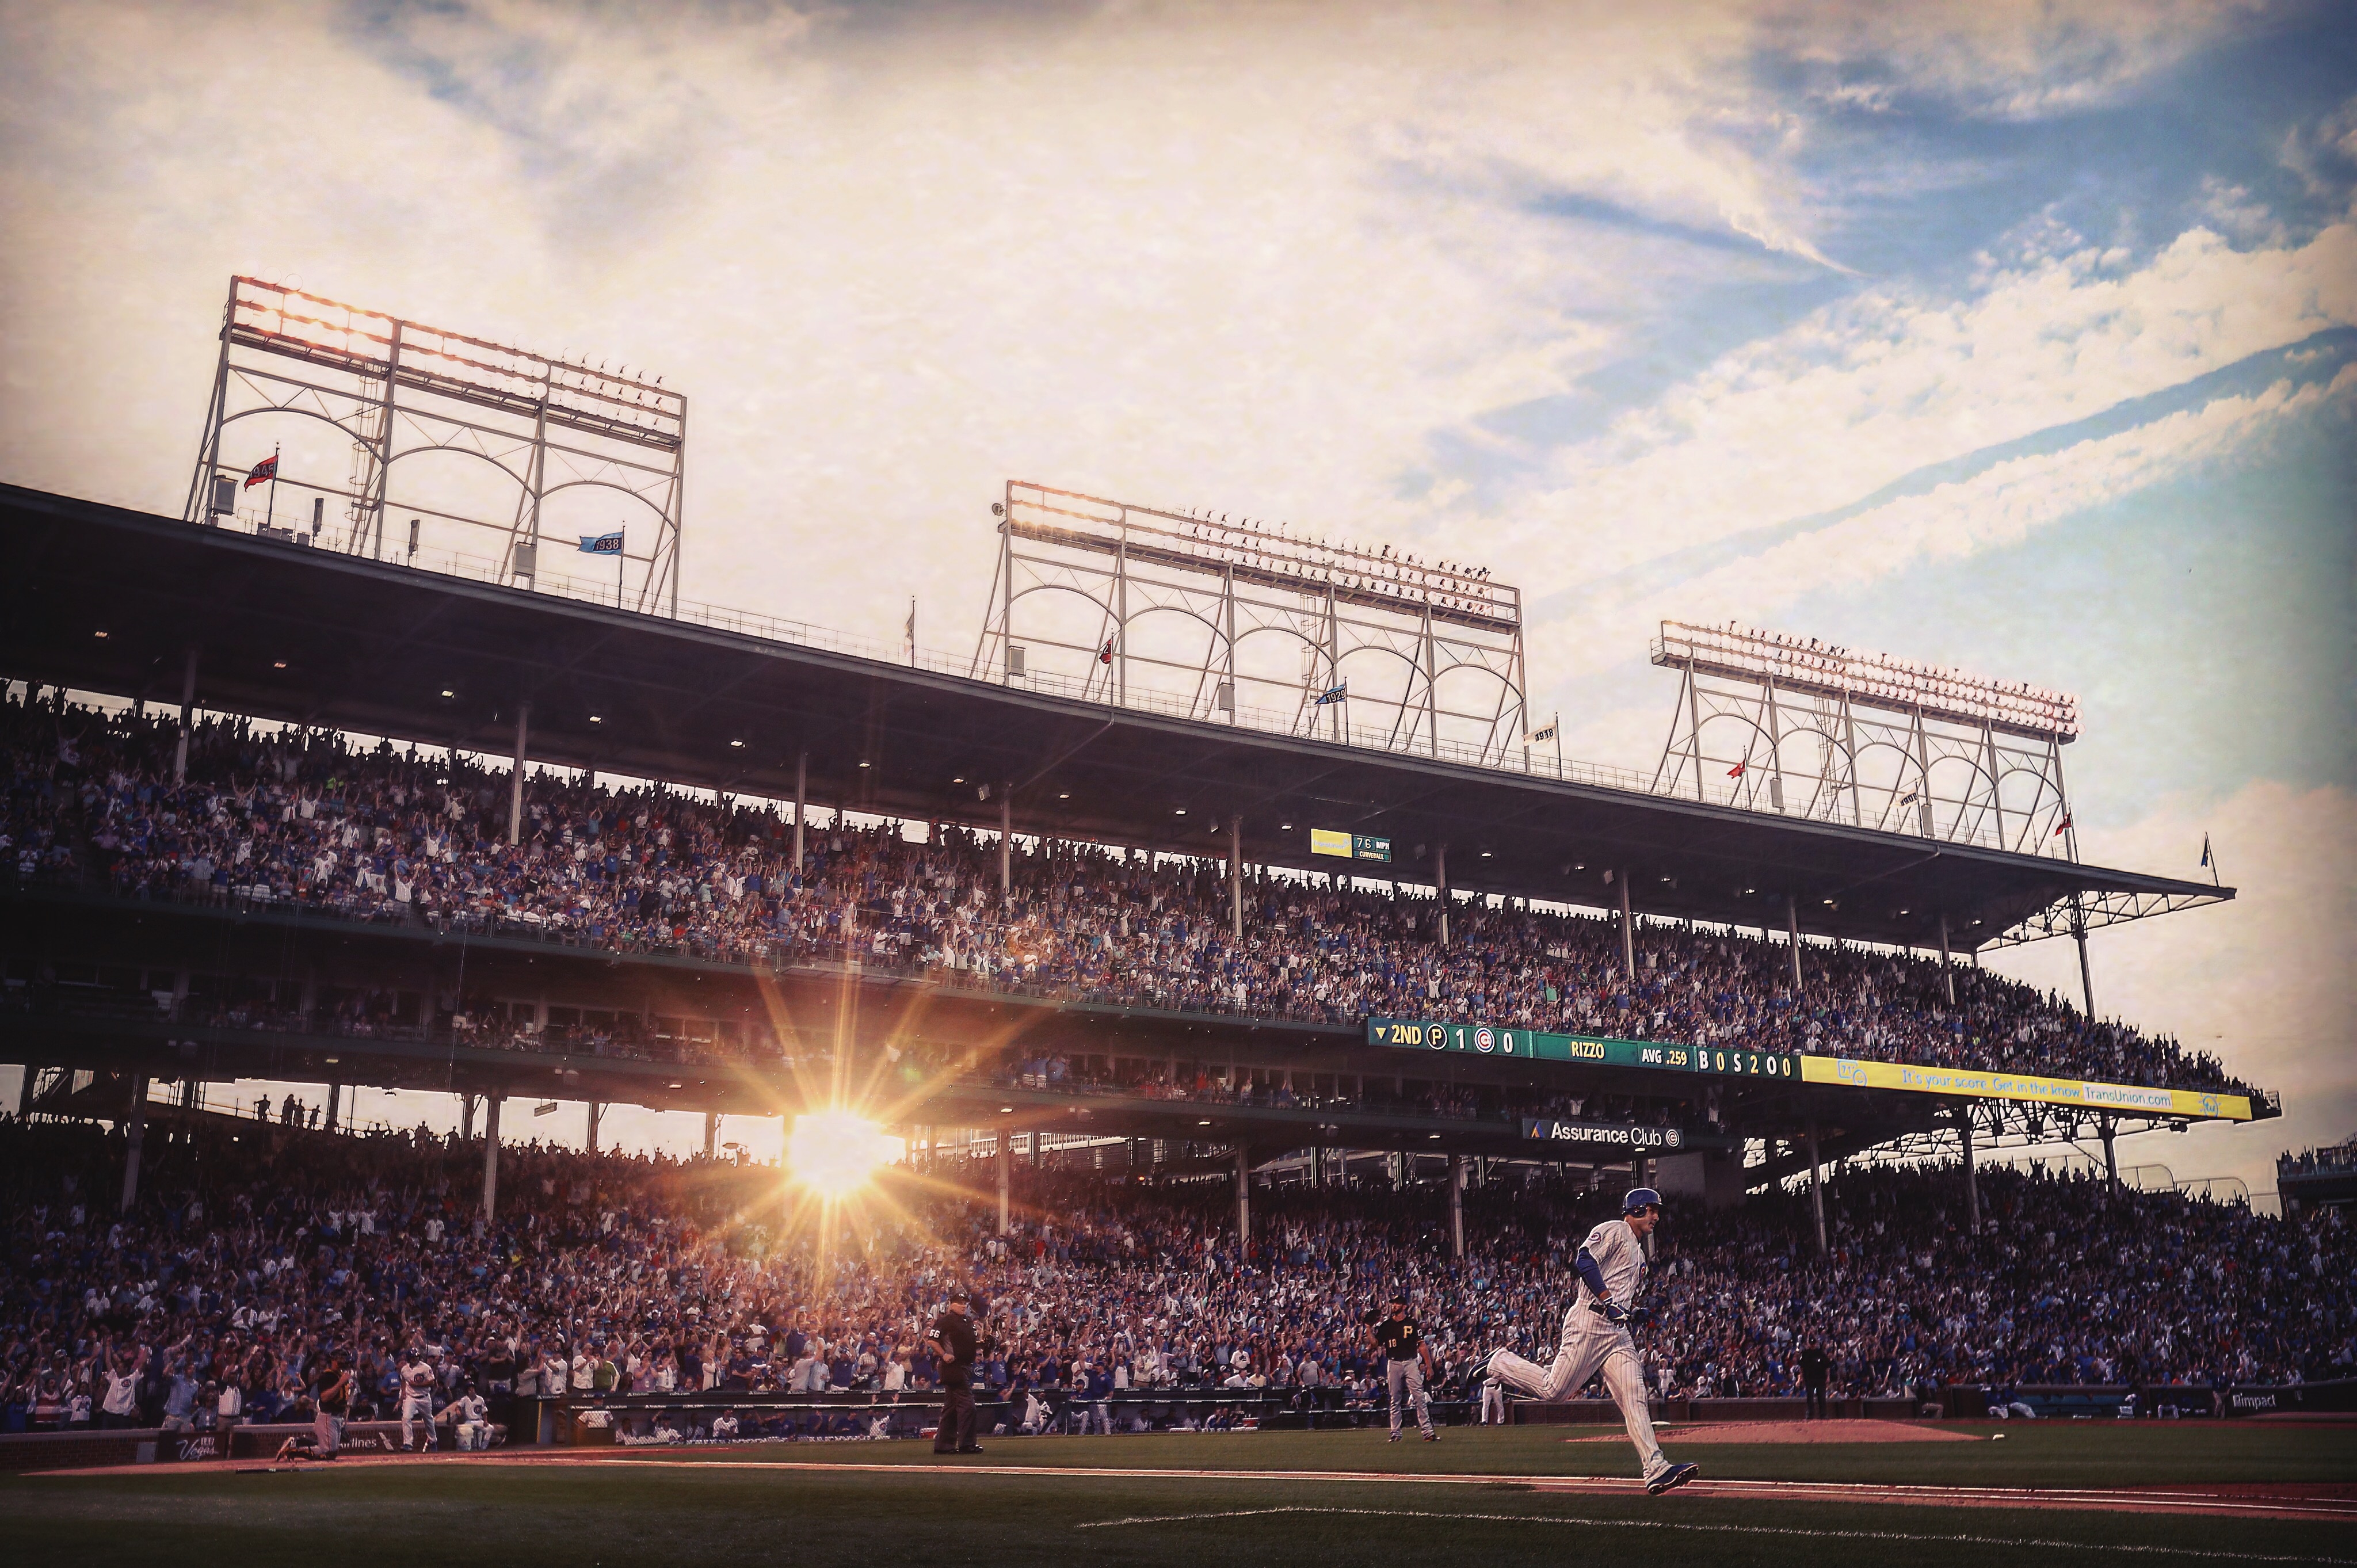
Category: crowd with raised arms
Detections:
[
  {"x1": 1, "y1": 690, "x2": 2249, "y2": 1094},
  {"x1": 0, "y1": 1113, "x2": 2345, "y2": 1445}
]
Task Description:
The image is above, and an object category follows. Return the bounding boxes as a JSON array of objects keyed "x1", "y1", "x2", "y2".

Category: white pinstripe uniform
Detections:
[{"x1": 1484, "y1": 1216, "x2": 1667, "y2": 1481}]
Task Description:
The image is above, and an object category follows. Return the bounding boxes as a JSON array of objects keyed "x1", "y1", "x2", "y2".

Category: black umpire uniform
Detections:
[
  {"x1": 1801, "y1": 1345, "x2": 1830, "y2": 1421},
  {"x1": 928, "y1": 1291, "x2": 983, "y2": 1454}
]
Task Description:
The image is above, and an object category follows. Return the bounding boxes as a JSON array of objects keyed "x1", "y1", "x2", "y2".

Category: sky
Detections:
[{"x1": 2, "y1": 0, "x2": 2351, "y2": 1196}]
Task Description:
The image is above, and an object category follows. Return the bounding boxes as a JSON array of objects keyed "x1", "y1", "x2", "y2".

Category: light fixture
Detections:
[
  {"x1": 93, "y1": 630, "x2": 108, "y2": 638},
  {"x1": 1199, "y1": 1119, "x2": 1212, "y2": 1126},
  {"x1": 1481, "y1": 850, "x2": 1493, "y2": 858},
  {"x1": 272, "y1": 660, "x2": 287, "y2": 669},
  {"x1": 1058, "y1": 792, "x2": 1070, "y2": 800},
  {"x1": 858, "y1": 760, "x2": 871, "y2": 768},
  {"x1": 1174, "y1": 808, "x2": 1187, "y2": 816},
  {"x1": 1429, "y1": 1133, "x2": 1441, "y2": 1140},
  {"x1": 441, "y1": 689, "x2": 455, "y2": 699},
  {"x1": 952, "y1": 776, "x2": 965, "y2": 784},
  {"x1": 668, "y1": 1081, "x2": 683, "y2": 1089},
  {"x1": 1000, "y1": 1106, "x2": 1014, "y2": 1114},
  {"x1": 589, "y1": 715, "x2": 603, "y2": 724},
  {"x1": 730, "y1": 739, "x2": 745, "y2": 748},
  {"x1": 1280, "y1": 823, "x2": 1292, "y2": 830},
  {"x1": 324, "y1": 1056, "x2": 338, "y2": 1065}
]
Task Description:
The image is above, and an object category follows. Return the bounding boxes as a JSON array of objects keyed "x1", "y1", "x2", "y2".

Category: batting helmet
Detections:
[{"x1": 1623, "y1": 1187, "x2": 1663, "y2": 1214}]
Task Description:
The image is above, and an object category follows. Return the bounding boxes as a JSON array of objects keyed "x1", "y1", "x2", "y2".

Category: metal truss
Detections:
[
  {"x1": 1982, "y1": 886, "x2": 2232, "y2": 950},
  {"x1": 972, "y1": 482, "x2": 1528, "y2": 763},
  {"x1": 1650, "y1": 622, "x2": 2076, "y2": 856},
  {"x1": 181, "y1": 277, "x2": 684, "y2": 614}
]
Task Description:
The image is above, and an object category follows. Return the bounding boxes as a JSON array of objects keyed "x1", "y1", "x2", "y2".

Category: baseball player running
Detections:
[
  {"x1": 1366, "y1": 1291, "x2": 1437, "y2": 1443},
  {"x1": 1483, "y1": 1188, "x2": 1697, "y2": 1495}
]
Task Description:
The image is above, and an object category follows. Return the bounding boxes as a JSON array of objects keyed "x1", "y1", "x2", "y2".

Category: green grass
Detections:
[{"x1": 2, "y1": 1424, "x2": 2350, "y2": 1567}]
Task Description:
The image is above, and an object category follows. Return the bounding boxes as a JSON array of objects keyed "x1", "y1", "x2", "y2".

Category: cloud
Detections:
[
  {"x1": 1981, "y1": 779, "x2": 2357, "y2": 1199},
  {"x1": 1482, "y1": 218, "x2": 2357, "y2": 684}
]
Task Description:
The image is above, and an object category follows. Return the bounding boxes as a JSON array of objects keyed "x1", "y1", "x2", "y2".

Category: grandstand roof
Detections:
[{"x1": 2, "y1": 483, "x2": 2229, "y2": 953}]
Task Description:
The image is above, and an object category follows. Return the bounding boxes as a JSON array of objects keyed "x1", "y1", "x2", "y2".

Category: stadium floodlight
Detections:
[
  {"x1": 1652, "y1": 619, "x2": 2083, "y2": 856},
  {"x1": 1657, "y1": 621, "x2": 2078, "y2": 737},
  {"x1": 181, "y1": 276, "x2": 686, "y2": 615},
  {"x1": 976, "y1": 482, "x2": 1530, "y2": 764}
]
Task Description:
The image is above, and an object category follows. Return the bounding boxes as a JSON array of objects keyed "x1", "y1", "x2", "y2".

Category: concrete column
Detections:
[
  {"x1": 1435, "y1": 843, "x2": 1450, "y2": 945},
  {"x1": 1807, "y1": 1123, "x2": 1827, "y2": 1256},
  {"x1": 120, "y1": 1075, "x2": 150, "y2": 1212},
  {"x1": 586, "y1": 1101, "x2": 602, "y2": 1156},
  {"x1": 1787, "y1": 895, "x2": 1805, "y2": 995},
  {"x1": 999, "y1": 793, "x2": 1013, "y2": 898},
  {"x1": 1228, "y1": 815, "x2": 1243, "y2": 941},
  {"x1": 997, "y1": 1131, "x2": 1012, "y2": 1236},
  {"x1": 793, "y1": 751, "x2": 807, "y2": 878},
  {"x1": 173, "y1": 647, "x2": 199, "y2": 784},
  {"x1": 703, "y1": 1112, "x2": 719, "y2": 1159},
  {"x1": 1938, "y1": 913, "x2": 1956, "y2": 1006},
  {"x1": 1235, "y1": 1144, "x2": 1251, "y2": 1242},
  {"x1": 1959, "y1": 1108, "x2": 1980, "y2": 1232},
  {"x1": 2100, "y1": 1116, "x2": 2118, "y2": 1189},
  {"x1": 1619, "y1": 872, "x2": 1635, "y2": 979},
  {"x1": 480, "y1": 1096, "x2": 503, "y2": 1219},
  {"x1": 1448, "y1": 1153, "x2": 1464, "y2": 1260},
  {"x1": 460, "y1": 1093, "x2": 476, "y2": 1142},
  {"x1": 325, "y1": 1082, "x2": 341, "y2": 1134},
  {"x1": 508, "y1": 700, "x2": 531, "y2": 846}
]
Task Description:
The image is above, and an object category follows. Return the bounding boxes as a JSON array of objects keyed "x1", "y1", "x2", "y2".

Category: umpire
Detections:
[
  {"x1": 926, "y1": 1290, "x2": 985, "y2": 1455},
  {"x1": 1801, "y1": 1342, "x2": 1830, "y2": 1421},
  {"x1": 1366, "y1": 1292, "x2": 1437, "y2": 1443}
]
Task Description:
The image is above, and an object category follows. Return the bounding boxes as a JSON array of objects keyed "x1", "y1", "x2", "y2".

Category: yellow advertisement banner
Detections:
[{"x1": 1798, "y1": 1056, "x2": 2251, "y2": 1122}]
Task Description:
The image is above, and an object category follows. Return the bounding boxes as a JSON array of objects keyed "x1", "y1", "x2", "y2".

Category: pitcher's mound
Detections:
[{"x1": 1565, "y1": 1419, "x2": 1971, "y2": 1445}]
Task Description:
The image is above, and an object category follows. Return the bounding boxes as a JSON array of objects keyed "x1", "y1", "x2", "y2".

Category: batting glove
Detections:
[{"x1": 1592, "y1": 1300, "x2": 1632, "y2": 1325}]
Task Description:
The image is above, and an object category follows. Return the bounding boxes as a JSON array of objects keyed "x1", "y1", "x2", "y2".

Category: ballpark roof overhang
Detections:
[{"x1": 1, "y1": 484, "x2": 2230, "y2": 954}]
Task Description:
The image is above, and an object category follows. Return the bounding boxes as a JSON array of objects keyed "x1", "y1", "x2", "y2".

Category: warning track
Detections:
[{"x1": 43, "y1": 1451, "x2": 2357, "y2": 1523}]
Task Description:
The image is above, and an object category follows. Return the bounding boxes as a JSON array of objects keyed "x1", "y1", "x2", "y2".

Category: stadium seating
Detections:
[
  {"x1": 1, "y1": 693, "x2": 2249, "y2": 1094},
  {"x1": 0, "y1": 1117, "x2": 2344, "y2": 1445}
]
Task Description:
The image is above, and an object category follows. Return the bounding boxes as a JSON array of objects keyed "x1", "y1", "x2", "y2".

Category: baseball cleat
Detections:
[
  {"x1": 1388, "y1": 1432, "x2": 1402, "y2": 1443},
  {"x1": 1422, "y1": 1432, "x2": 1439, "y2": 1442},
  {"x1": 1646, "y1": 1461, "x2": 1699, "y2": 1495}
]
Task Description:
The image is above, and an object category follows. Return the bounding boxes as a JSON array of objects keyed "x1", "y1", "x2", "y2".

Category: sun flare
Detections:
[{"x1": 785, "y1": 1108, "x2": 899, "y2": 1200}]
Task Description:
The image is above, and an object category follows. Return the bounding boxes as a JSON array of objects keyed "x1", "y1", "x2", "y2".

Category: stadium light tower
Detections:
[
  {"x1": 1649, "y1": 620, "x2": 2081, "y2": 857},
  {"x1": 973, "y1": 482, "x2": 1528, "y2": 764},
  {"x1": 181, "y1": 276, "x2": 685, "y2": 614}
]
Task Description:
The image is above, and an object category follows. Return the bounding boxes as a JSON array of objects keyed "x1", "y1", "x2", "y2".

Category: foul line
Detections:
[
  {"x1": 1071, "y1": 1506, "x2": 2355, "y2": 1563},
  {"x1": 561, "y1": 1459, "x2": 2355, "y2": 1521}
]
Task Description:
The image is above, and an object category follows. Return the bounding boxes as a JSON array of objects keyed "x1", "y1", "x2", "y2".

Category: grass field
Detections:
[{"x1": 5, "y1": 1422, "x2": 2352, "y2": 1567}]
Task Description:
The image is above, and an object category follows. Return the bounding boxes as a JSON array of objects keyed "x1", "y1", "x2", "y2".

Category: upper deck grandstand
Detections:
[{"x1": 1, "y1": 475, "x2": 2274, "y2": 1211}]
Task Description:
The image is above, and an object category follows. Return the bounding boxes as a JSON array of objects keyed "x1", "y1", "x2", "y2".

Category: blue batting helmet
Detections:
[{"x1": 1623, "y1": 1187, "x2": 1662, "y2": 1214}]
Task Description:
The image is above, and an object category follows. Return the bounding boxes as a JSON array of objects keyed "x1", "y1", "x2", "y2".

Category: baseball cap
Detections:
[
  {"x1": 1623, "y1": 1187, "x2": 1663, "y2": 1213},
  {"x1": 945, "y1": 1288, "x2": 974, "y2": 1305}
]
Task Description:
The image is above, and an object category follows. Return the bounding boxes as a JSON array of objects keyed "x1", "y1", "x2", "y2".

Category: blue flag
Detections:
[
  {"x1": 1312, "y1": 681, "x2": 1347, "y2": 706},
  {"x1": 579, "y1": 531, "x2": 624, "y2": 555}
]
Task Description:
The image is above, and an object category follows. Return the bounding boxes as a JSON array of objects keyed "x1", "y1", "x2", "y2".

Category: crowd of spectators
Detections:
[
  {"x1": 2, "y1": 1112, "x2": 2345, "y2": 1447},
  {"x1": 1, "y1": 689, "x2": 2249, "y2": 1094}
]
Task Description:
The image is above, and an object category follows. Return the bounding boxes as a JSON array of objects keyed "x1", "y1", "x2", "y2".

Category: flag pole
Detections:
[
  {"x1": 265, "y1": 442, "x2": 280, "y2": 533},
  {"x1": 617, "y1": 532, "x2": 626, "y2": 609},
  {"x1": 1554, "y1": 711, "x2": 1563, "y2": 780}
]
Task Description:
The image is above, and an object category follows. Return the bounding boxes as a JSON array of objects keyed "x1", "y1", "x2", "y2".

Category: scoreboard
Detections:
[{"x1": 1364, "y1": 1017, "x2": 1797, "y2": 1080}]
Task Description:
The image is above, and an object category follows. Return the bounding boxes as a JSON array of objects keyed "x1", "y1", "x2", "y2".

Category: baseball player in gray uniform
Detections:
[{"x1": 1483, "y1": 1188, "x2": 1697, "y2": 1495}]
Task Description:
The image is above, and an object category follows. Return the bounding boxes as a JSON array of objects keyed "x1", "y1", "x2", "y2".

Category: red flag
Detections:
[
  {"x1": 1726, "y1": 761, "x2": 1746, "y2": 779},
  {"x1": 2053, "y1": 813, "x2": 2072, "y2": 837},
  {"x1": 1098, "y1": 637, "x2": 1115, "y2": 665},
  {"x1": 243, "y1": 454, "x2": 278, "y2": 488}
]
